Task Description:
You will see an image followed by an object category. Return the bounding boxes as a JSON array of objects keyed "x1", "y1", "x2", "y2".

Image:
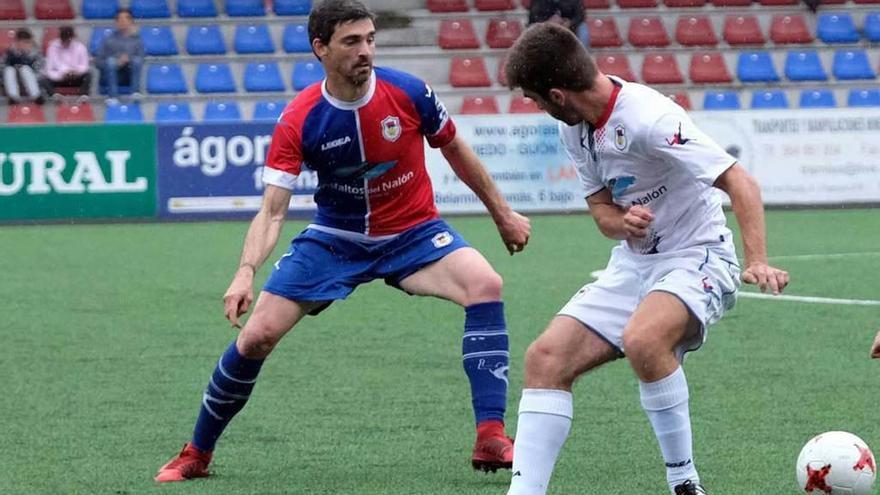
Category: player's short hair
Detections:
[
  {"x1": 308, "y1": 0, "x2": 375, "y2": 46},
  {"x1": 505, "y1": 23, "x2": 598, "y2": 99}
]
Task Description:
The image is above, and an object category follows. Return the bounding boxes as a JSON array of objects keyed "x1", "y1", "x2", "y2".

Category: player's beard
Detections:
[{"x1": 348, "y1": 58, "x2": 373, "y2": 86}]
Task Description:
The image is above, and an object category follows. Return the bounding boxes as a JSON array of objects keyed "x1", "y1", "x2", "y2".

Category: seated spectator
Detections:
[
  {"x1": 42, "y1": 26, "x2": 91, "y2": 97},
  {"x1": 96, "y1": 8, "x2": 144, "y2": 101},
  {"x1": 528, "y1": 0, "x2": 589, "y2": 47},
  {"x1": 2, "y1": 28, "x2": 43, "y2": 104}
]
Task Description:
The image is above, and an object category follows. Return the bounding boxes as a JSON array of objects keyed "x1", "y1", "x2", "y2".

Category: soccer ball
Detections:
[{"x1": 796, "y1": 431, "x2": 876, "y2": 494}]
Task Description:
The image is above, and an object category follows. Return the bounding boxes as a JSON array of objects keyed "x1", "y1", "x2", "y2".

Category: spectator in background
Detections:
[
  {"x1": 528, "y1": 0, "x2": 590, "y2": 47},
  {"x1": 2, "y1": 28, "x2": 43, "y2": 104},
  {"x1": 42, "y1": 26, "x2": 91, "y2": 98},
  {"x1": 96, "y1": 8, "x2": 144, "y2": 102}
]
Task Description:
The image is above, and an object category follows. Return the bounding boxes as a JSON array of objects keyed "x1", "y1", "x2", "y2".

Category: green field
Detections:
[{"x1": 2, "y1": 209, "x2": 878, "y2": 494}]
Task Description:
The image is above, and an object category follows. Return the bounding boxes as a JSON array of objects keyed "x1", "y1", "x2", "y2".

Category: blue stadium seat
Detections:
[
  {"x1": 282, "y1": 24, "x2": 311, "y2": 53},
  {"x1": 799, "y1": 89, "x2": 836, "y2": 108},
  {"x1": 141, "y1": 26, "x2": 178, "y2": 56},
  {"x1": 234, "y1": 24, "x2": 275, "y2": 54},
  {"x1": 703, "y1": 91, "x2": 741, "y2": 110},
  {"x1": 155, "y1": 102, "x2": 194, "y2": 122},
  {"x1": 204, "y1": 101, "x2": 243, "y2": 122},
  {"x1": 186, "y1": 25, "x2": 227, "y2": 55},
  {"x1": 751, "y1": 90, "x2": 789, "y2": 109},
  {"x1": 105, "y1": 102, "x2": 144, "y2": 123},
  {"x1": 244, "y1": 62, "x2": 286, "y2": 92},
  {"x1": 832, "y1": 50, "x2": 876, "y2": 80},
  {"x1": 865, "y1": 13, "x2": 880, "y2": 43},
  {"x1": 226, "y1": 0, "x2": 265, "y2": 16},
  {"x1": 292, "y1": 61, "x2": 325, "y2": 90},
  {"x1": 816, "y1": 13, "x2": 859, "y2": 44},
  {"x1": 847, "y1": 88, "x2": 880, "y2": 107},
  {"x1": 195, "y1": 63, "x2": 236, "y2": 93},
  {"x1": 83, "y1": 0, "x2": 119, "y2": 19},
  {"x1": 253, "y1": 100, "x2": 288, "y2": 122},
  {"x1": 274, "y1": 0, "x2": 311, "y2": 15},
  {"x1": 178, "y1": 0, "x2": 217, "y2": 17},
  {"x1": 89, "y1": 26, "x2": 115, "y2": 55},
  {"x1": 784, "y1": 51, "x2": 827, "y2": 81},
  {"x1": 131, "y1": 0, "x2": 170, "y2": 18},
  {"x1": 146, "y1": 64, "x2": 187, "y2": 94},
  {"x1": 736, "y1": 51, "x2": 779, "y2": 83}
]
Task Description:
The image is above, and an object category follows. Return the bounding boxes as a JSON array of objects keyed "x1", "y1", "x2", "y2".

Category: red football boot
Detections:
[
  {"x1": 471, "y1": 420, "x2": 514, "y2": 472},
  {"x1": 154, "y1": 443, "x2": 212, "y2": 482}
]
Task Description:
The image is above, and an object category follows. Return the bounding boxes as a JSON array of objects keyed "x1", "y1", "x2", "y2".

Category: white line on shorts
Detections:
[
  {"x1": 768, "y1": 251, "x2": 880, "y2": 262},
  {"x1": 738, "y1": 292, "x2": 880, "y2": 306}
]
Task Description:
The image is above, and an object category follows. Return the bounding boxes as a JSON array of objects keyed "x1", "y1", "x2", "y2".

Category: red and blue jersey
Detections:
[{"x1": 263, "y1": 66, "x2": 457, "y2": 237}]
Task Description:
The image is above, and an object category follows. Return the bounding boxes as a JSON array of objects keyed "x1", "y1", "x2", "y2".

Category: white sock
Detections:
[
  {"x1": 507, "y1": 389, "x2": 573, "y2": 495},
  {"x1": 639, "y1": 366, "x2": 699, "y2": 492}
]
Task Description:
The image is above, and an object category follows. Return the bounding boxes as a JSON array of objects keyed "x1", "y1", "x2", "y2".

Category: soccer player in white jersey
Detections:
[{"x1": 502, "y1": 23, "x2": 789, "y2": 495}]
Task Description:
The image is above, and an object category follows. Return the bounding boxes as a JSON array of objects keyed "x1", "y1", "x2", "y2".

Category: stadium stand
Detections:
[
  {"x1": 751, "y1": 89, "x2": 790, "y2": 108},
  {"x1": 104, "y1": 102, "x2": 144, "y2": 122},
  {"x1": 703, "y1": 90, "x2": 741, "y2": 110},
  {"x1": 253, "y1": 100, "x2": 287, "y2": 121},
  {"x1": 142, "y1": 26, "x2": 178, "y2": 56},
  {"x1": 460, "y1": 95, "x2": 500, "y2": 114},
  {"x1": 508, "y1": 95, "x2": 541, "y2": 113},
  {"x1": 800, "y1": 89, "x2": 838, "y2": 108},
  {"x1": 177, "y1": 0, "x2": 217, "y2": 17},
  {"x1": 848, "y1": 88, "x2": 880, "y2": 106},
  {"x1": 34, "y1": 0, "x2": 75, "y2": 20},
  {"x1": 56, "y1": 102, "x2": 96, "y2": 123},
  {"x1": 596, "y1": 53, "x2": 637, "y2": 82},
  {"x1": 690, "y1": 52, "x2": 733, "y2": 84},
  {"x1": 282, "y1": 23, "x2": 311, "y2": 52},
  {"x1": 642, "y1": 53, "x2": 684, "y2": 84},
  {"x1": 244, "y1": 62, "x2": 286, "y2": 92},
  {"x1": 131, "y1": 0, "x2": 171, "y2": 19},
  {"x1": 7, "y1": 103, "x2": 46, "y2": 123},
  {"x1": 676, "y1": 15, "x2": 718, "y2": 46},
  {"x1": 196, "y1": 63, "x2": 237, "y2": 93},
  {"x1": 82, "y1": 0, "x2": 118, "y2": 19},
  {"x1": 155, "y1": 102, "x2": 194, "y2": 122},
  {"x1": 204, "y1": 101, "x2": 242, "y2": 121}
]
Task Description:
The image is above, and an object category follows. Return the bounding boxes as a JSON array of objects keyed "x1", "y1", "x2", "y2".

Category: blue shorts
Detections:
[{"x1": 263, "y1": 219, "x2": 470, "y2": 314}]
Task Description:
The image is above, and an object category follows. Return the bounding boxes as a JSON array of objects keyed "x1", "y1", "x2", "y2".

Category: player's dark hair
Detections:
[
  {"x1": 115, "y1": 8, "x2": 132, "y2": 19},
  {"x1": 505, "y1": 22, "x2": 598, "y2": 99},
  {"x1": 308, "y1": 0, "x2": 375, "y2": 47}
]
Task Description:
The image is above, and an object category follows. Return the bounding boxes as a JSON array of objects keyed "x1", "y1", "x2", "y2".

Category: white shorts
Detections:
[{"x1": 558, "y1": 243, "x2": 741, "y2": 358}]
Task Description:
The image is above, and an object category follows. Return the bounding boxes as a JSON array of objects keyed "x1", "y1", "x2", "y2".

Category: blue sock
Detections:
[
  {"x1": 191, "y1": 341, "x2": 265, "y2": 452},
  {"x1": 462, "y1": 301, "x2": 509, "y2": 425}
]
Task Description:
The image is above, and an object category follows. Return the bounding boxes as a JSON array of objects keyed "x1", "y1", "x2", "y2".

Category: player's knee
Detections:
[
  {"x1": 524, "y1": 339, "x2": 573, "y2": 384},
  {"x1": 238, "y1": 324, "x2": 285, "y2": 359},
  {"x1": 621, "y1": 327, "x2": 660, "y2": 362},
  {"x1": 464, "y1": 270, "x2": 503, "y2": 305}
]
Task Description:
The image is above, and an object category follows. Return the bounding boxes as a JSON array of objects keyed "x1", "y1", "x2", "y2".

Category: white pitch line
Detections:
[
  {"x1": 738, "y1": 292, "x2": 880, "y2": 306},
  {"x1": 768, "y1": 252, "x2": 880, "y2": 262}
]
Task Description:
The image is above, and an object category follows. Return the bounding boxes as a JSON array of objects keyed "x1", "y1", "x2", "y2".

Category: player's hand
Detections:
[
  {"x1": 871, "y1": 331, "x2": 880, "y2": 359},
  {"x1": 742, "y1": 262, "x2": 789, "y2": 295},
  {"x1": 223, "y1": 266, "x2": 255, "y2": 329},
  {"x1": 623, "y1": 205, "x2": 654, "y2": 239},
  {"x1": 496, "y1": 211, "x2": 531, "y2": 255}
]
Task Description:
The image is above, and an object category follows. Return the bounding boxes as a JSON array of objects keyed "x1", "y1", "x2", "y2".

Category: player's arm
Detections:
[
  {"x1": 585, "y1": 188, "x2": 654, "y2": 241},
  {"x1": 713, "y1": 163, "x2": 789, "y2": 294}
]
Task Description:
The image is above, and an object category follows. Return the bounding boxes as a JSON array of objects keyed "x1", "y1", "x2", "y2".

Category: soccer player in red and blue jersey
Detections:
[{"x1": 155, "y1": 0, "x2": 531, "y2": 483}]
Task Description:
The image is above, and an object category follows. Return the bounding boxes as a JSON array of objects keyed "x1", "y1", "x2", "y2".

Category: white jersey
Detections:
[{"x1": 561, "y1": 77, "x2": 737, "y2": 254}]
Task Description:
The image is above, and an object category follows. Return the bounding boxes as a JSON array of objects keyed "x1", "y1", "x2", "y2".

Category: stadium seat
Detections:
[
  {"x1": 34, "y1": 0, "x2": 74, "y2": 19},
  {"x1": 155, "y1": 102, "x2": 194, "y2": 122},
  {"x1": 146, "y1": 64, "x2": 188, "y2": 94},
  {"x1": 283, "y1": 24, "x2": 311, "y2": 53},
  {"x1": 234, "y1": 24, "x2": 275, "y2": 54},
  {"x1": 848, "y1": 88, "x2": 880, "y2": 107},
  {"x1": 770, "y1": 15, "x2": 813, "y2": 44},
  {"x1": 439, "y1": 19, "x2": 480, "y2": 49},
  {"x1": 596, "y1": 53, "x2": 636, "y2": 81},
  {"x1": 703, "y1": 91, "x2": 741, "y2": 110},
  {"x1": 712, "y1": 0, "x2": 751, "y2": 5},
  {"x1": 253, "y1": 100, "x2": 287, "y2": 122},
  {"x1": 178, "y1": 0, "x2": 217, "y2": 17},
  {"x1": 509, "y1": 95, "x2": 541, "y2": 113},
  {"x1": 617, "y1": 0, "x2": 658, "y2": 7},
  {"x1": 676, "y1": 16, "x2": 717, "y2": 46},
  {"x1": 292, "y1": 60, "x2": 325, "y2": 90},
  {"x1": 186, "y1": 25, "x2": 227, "y2": 55},
  {"x1": 41, "y1": 26, "x2": 60, "y2": 54},
  {"x1": 273, "y1": 0, "x2": 311, "y2": 15},
  {"x1": 105, "y1": 102, "x2": 144, "y2": 123},
  {"x1": 664, "y1": 0, "x2": 705, "y2": 7},
  {"x1": 486, "y1": 19, "x2": 523, "y2": 49},
  {"x1": 0, "y1": 28, "x2": 17, "y2": 52},
  {"x1": 587, "y1": 18, "x2": 623, "y2": 48},
  {"x1": 195, "y1": 63, "x2": 237, "y2": 93},
  {"x1": 799, "y1": 89, "x2": 836, "y2": 108},
  {"x1": 82, "y1": 0, "x2": 118, "y2": 19},
  {"x1": 759, "y1": 0, "x2": 798, "y2": 5},
  {"x1": 56, "y1": 102, "x2": 96, "y2": 123},
  {"x1": 854, "y1": 0, "x2": 880, "y2": 3},
  {"x1": 833, "y1": 50, "x2": 876, "y2": 79},
  {"x1": 751, "y1": 90, "x2": 789, "y2": 109},
  {"x1": 0, "y1": 0, "x2": 24, "y2": 20},
  {"x1": 628, "y1": 17, "x2": 669, "y2": 47},
  {"x1": 89, "y1": 26, "x2": 115, "y2": 55},
  {"x1": 724, "y1": 15, "x2": 764, "y2": 46},
  {"x1": 7, "y1": 104, "x2": 46, "y2": 124},
  {"x1": 816, "y1": 13, "x2": 859, "y2": 43},
  {"x1": 584, "y1": 0, "x2": 611, "y2": 8},
  {"x1": 865, "y1": 13, "x2": 880, "y2": 42},
  {"x1": 141, "y1": 26, "x2": 178, "y2": 56},
  {"x1": 450, "y1": 57, "x2": 492, "y2": 87},
  {"x1": 131, "y1": 0, "x2": 170, "y2": 18},
  {"x1": 427, "y1": 0, "x2": 468, "y2": 12},
  {"x1": 784, "y1": 50, "x2": 827, "y2": 81},
  {"x1": 244, "y1": 62, "x2": 285, "y2": 92},
  {"x1": 641, "y1": 53, "x2": 684, "y2": 84},
  {"x1": 668, "y1": 92, "x2": 692, "y2": 110},
  {"x1": 225, "y1": 0, "x2": 264, "y2": 16},
  {"x1": 737, "y1": 51, "x2": 779, "y2": 82},
  {"x1": 689, "y1": 52, "x2": 732, "y2": 83},
  {"x1": 475, "y1": 0, "x2": 516, "y2": 9},
  {"x1": 460, "y1": 96, "x2": 500, "y2": 114},
  {"x1": 204, "y1": 101, "x2": 242, "y2": 122}
]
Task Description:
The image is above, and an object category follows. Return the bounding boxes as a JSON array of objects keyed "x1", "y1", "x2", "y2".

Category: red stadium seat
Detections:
[
  {"x1": 668, "y1": 92, "x2": 692, "y2": 110},
  {"x1": 588, "y1": 18, "x2": 623, "y2": 48},
  {"x1": 712, "y1": 0, "x2": 751, "y2": 4},
  {"x1": 628, "y1": 17, "x2": 669, "y2": 47},
  {"x1": 450, "y1": 57, "x2": 492, "y2": 87},
  {"x1": 509, "y1": 95, "x2": 541, "y2": 113},
  {"x1": 427, "y1": 0, "x2": 468, "y2": 12},
  {"x1": 770, "y1": 14, "x2": 813, "y2": 44},
  {"x1": 676, "y1": 16, "x2": 717, "y2": 46},
  {"x1": 584, "y1": 0, "x2": 611, "y2": 7},
  {"x1": 41, "y1": 26, "x2": 60, "y2": 54},
  {"x1": 642, "y1": 53, "x2": 684, "y2": 84},
  {"x1": 34, "y1": 0, "x2": 75, "y2": 19},
  {"x1": 0, "y1": 0, "x2": 25, "y2": 20},
  {"x1": 724, "y1": 15, "x2": 765, "y2": 46},
  {"x1": 439, "y1": 19, "x2": 480, "y2": 49},
  {"x1": 475, "y1": 0, "x2": 516, "y2": 10},
  {"x1": 617, "y1": 0, "x2": 658, "y2": 7},
  {"x1": 56, "y1": 102, "x2": 96, "y2": 123},
  {"x1": 759, "y1": 0, "x2": 798, "y2": 5},
  {"x1": 689, "y1": 52, "x2": 732, "y2": 83},
  {"x1": 853, "y1": 0, "x2": 880, "y2": 4},
  {"x1": 820, "y1": 0, "x2": 847, "y2": 3},
  {"x1": 8, "y1": 104, "x2": 47, "y2": 124},
  {"x1": 596, "y1": 53, "x2": 637, "y2": 81},
  {"x1": 0, "y1": 27, "x2": 16, "y2": 52},
  {"x1": 486, "y1": 18, "x2": 523, "y2": 49},
  {"x1": 665, "y1": 0, "x2": 706, "y2": 7},
  {"x1": 461, "y1": 96, "x2": 500, "y2": 114}
]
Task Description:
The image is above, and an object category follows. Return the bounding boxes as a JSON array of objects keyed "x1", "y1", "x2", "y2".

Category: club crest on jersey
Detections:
[
  {"x1": 613, "y1": 124, "x2": 627, "y2": 151},
  {"x1": 432, "y1": 231, "x2": 453, "y2": 248},
  {"x1": 381, "y1": 116, "x2": 401, "y2": 142}
]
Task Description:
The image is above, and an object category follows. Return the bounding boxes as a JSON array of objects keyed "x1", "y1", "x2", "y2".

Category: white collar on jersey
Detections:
[{"x1": 321, "y1": 71, "x2": 377, "y2": 110}]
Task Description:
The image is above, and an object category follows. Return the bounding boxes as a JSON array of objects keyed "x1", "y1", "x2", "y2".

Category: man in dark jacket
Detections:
[
  {"x1": 528, "y1": 0, "x2": 589, "y2": 46},
  {"x1": 96, "y1": 8, "x2": 144, "y2": 100},
  {"x1": 2, "y1": 28, "x2": 43, "y2": 103}
]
